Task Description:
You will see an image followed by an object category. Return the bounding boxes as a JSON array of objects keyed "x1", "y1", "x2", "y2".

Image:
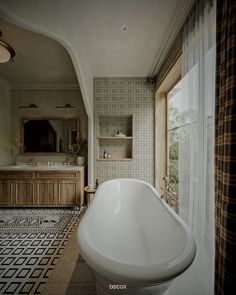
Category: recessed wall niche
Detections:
[{"x1": 97, "y1": 115, "x2": 133, "y2": 160}]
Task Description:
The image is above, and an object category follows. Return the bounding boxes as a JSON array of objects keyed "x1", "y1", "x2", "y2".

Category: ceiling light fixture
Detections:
[
  {"x1": 121, "y1": 25, "x2": 128, "y2": 33},
  {"x1": 0, "y1": 31, "x2": 15, "y2": 63}
]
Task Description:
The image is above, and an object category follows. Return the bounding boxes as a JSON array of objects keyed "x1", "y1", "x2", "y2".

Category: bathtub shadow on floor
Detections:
[{"x1": 42, "y1": 218, "x2": 96, "y2": 295}]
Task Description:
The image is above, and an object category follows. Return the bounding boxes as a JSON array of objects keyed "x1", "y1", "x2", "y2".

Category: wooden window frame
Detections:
[{"x1": 154, "y1": 55, "x2": 182, "y2": 193}]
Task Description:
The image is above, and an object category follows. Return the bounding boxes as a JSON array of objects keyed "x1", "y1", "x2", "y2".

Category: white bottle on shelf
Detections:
[{"x1": 103, "y1": 150, "x2": 107, "y2": 158}]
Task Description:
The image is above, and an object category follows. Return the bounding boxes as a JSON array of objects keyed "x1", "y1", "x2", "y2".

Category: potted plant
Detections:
[
  {"x1": 10, "y1": 138, "x2": 22, "y2": 165},
  {"x1": 69, "y1": 137, "x2": 87, "y2": 166}
]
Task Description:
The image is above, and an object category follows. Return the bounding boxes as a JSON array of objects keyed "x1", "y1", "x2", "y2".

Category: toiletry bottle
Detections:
[{"x1": 103, "y1": 150, "x2": 107, "y2": 158}]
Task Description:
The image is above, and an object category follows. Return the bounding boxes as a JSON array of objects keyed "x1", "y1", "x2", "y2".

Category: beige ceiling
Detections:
[
  {"x1": 72, "y1": 0, "x2": 186, "y2": 77},
  {"x1": 0, "y1": 0, "x2": 186, "y2": 84},
  {"x1": 0, "y1": 18, "x2": 78, "y2": 85}
]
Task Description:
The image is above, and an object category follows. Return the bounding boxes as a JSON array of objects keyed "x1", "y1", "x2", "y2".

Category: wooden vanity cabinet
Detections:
[
  {"x1": 35, "y1": 179, "x2": 57, "y2": 206},
  {"x1": 15, "y1": 180, "x2": 35, "y2": 206},
  {"x1": 0, "y1": 180, "x2": 15, "y2": 206},
  {"x1": 0, "y1": 168, "x2": 85, "y2": 207}
]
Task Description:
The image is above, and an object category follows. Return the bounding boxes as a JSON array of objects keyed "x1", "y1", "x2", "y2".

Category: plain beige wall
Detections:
[{"x1": 0, "y1": 79, "x2": 12, "y2": 165}]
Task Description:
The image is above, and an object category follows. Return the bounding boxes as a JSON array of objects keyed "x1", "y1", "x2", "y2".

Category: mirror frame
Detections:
[{"x1": 20, "y1": 116, "x2": 80, "y2": 155}]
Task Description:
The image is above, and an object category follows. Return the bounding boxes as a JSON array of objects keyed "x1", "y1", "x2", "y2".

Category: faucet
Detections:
[
  {"x1": 28, "y1": 158, "x2": 37, "y2": 166},
  {"x1": 47, "y1": 159, "x2": 52, "y2": 166},
  {"x1": 63, "y1": 157, "x2": 70, "y2": 165},
  {"x1": 28, "y1": 158, "x2": 34, "y2": 165}
]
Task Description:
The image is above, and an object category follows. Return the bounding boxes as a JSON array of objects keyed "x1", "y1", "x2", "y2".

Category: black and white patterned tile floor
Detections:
[{"x1": 0, "y1": 208, "x2": 82, "y2": 295}]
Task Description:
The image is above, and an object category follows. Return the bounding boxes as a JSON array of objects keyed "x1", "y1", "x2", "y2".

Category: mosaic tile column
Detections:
[{"x1": 94, "y1": 77, "x2": 154, "y2": 184}]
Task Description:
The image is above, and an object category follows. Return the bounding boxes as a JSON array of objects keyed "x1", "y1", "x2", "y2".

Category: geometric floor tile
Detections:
[
  {"x1": 0, "y1": 208, "x2": 81, "y2": 234},
  {"x1": 0, "y1": 207, "x2": 84, "y2": 295}
]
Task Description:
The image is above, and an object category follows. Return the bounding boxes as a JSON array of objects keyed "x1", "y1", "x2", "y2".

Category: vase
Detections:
[{"x1": 76, "y1": 156, "x2": 86, "y2": 166}]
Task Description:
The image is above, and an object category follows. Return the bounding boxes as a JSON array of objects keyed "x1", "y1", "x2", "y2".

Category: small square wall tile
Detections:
[{"x1": 94, "y1": 77, "x2": 154, "y2": 185}]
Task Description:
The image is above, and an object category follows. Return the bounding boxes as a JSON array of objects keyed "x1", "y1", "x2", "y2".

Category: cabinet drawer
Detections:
[
  {"x1": 0, "y1": 172, "x2": 35, "y2": 179},
  {"x1": 36, "y1": 172, "x2": 77, "y2": 179}
]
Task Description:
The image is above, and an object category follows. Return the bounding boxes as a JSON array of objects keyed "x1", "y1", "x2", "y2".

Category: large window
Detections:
[{"x1": 167, "y1": 80, "x2": 181, "y2": 196}]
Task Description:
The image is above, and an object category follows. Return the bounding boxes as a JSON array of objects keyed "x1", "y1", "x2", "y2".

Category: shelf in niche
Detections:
[
  {"x1": 97, "y1": 136, "x2": 132, "y2": 140},
  {"x1": 96, "y1": 158, "x2": 132, "y2": 161},
  {"x1": 97, "y1": 115, "x2": 133, "y2": 161}
]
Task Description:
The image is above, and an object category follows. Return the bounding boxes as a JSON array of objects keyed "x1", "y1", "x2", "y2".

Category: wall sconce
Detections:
[
  {"x1": 56, "y1": 103, "x2": 75, "y2": 108},
  {"x1": 18, "y1": 104, "x2": 39, "y2": 109}
]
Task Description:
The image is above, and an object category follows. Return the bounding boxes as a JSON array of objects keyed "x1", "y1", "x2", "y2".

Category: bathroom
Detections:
[{"x1": 0, "y1": 0, "x2": 234, "y2": 294}]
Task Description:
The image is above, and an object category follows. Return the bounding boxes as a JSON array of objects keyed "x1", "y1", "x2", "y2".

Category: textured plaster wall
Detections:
[
  {"x1": 0, "y1": 79, "x2": 11, "y2": 165},
  {"x1": 94, "y1": 77, "x2": 154, "y2": 185},
  {"x1": 0, "y1": 0, "x2": 94, "y2": 181}
]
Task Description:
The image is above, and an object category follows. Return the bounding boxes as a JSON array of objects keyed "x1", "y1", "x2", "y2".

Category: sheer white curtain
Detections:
[{"x1": 178, "y1": 0, "x2": 216, "y2": 294}]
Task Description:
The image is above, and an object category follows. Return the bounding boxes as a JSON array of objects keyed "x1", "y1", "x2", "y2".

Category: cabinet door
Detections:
[
  {"x1": 36, "y1": 180, "x2": 57, "y2": 205},
  {"x1": 58, "y1": 180, "x2": 78, "y2": 206},
  {"x1": 0, "y1": 180, "x2": 15, "y2": 206},
  {"x1": 15, "y1": 181, "x2": 34, "y2": 206}
]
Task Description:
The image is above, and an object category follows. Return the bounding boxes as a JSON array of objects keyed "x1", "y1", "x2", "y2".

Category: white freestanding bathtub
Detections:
[{"x1": 77, "y1": 179, "x2": 196, "y2": 295}]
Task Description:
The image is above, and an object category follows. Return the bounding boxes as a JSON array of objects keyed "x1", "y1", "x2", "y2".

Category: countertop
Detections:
[{"x1": 0, "y1": 164, "x2": 85, "y2": 171}]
